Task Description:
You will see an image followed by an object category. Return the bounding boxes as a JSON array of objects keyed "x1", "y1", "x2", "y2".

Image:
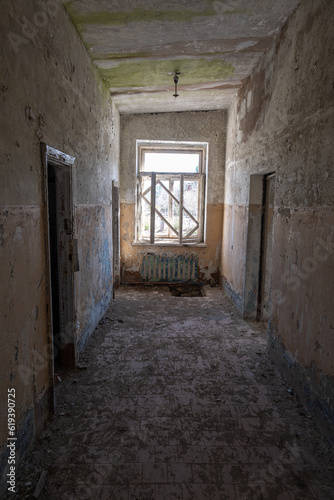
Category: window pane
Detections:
[
  {"x1": 155, "y1": 180, "x2": 168, "y2": 237},
  {"x1": 172, "y1": 180, "x2": 180, "y2": 235},
  {"x1": 141, "y1": 176, "x2": 151, "y2": 239},
  {"x1": 154, "y1": 177, "x2": 180, "y2": 240},
  {"x1": 183, "y1": 180, "x2": 199, "y2": 238},
  {"x1": 143, "y1": 152, "x2": 200, "y2": 173}
]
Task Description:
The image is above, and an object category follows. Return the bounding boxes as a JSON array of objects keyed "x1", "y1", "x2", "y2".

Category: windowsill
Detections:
[{"x1": 132, "y1": 241, "x2": 207, "y2": 248}]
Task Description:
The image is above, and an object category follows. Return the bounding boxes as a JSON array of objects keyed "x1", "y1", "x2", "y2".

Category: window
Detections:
[{"x1": 136, "y1": 141, "x2": 207, "y2": 245}]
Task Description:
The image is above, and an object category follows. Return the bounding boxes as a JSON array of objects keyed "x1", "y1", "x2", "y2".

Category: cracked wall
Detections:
[
  {"x1": 222, "y1": 0, "x2": 334, "y2": 438},
  {"x1": 0, "y1": 0, "x2": 119, "y2": 492}
]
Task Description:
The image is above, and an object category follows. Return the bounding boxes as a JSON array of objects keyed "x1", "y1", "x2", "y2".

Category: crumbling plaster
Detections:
[
  {"x1": 63, "y1": 0, "x2": 300, "y2": 113},
  {"x1": 222, "y1": 0, "x2": 334, "y2": 436},
  {"x1": 0, "y1": 0, "x2": 119, "y2": 491}
]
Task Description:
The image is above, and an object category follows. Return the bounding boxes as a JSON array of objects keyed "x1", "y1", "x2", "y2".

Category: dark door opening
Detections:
[
  {"x1": 43, "y1": 145, "x2": 76, "y2": 373},
  {"x1": 258, "y1": 173, "x2": 276, "y2": 322},
  {"x1": 112, "y1": 181, "x2": 120, "y2": 291},
  {"x1": 47, "y1": 164, "x2": 62, "y2": 367}
]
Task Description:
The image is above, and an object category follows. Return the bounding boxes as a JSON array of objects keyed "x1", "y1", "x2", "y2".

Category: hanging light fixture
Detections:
[{"x1": 173, "y1": 72, "x2": 180, "y2": 97}]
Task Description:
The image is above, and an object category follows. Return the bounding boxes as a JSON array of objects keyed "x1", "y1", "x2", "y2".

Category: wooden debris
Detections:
[{"x1": 33, "y1": 469, "x2": 47, "y2": 498}]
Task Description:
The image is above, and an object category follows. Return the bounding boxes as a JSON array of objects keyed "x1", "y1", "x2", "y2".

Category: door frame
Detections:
[
  {"x1": 112, "y1": 181, "x2": 120, "y2": 290},
  {"x1": 41, "y1": 143, "x2": 76, "y2": 406},
  {"x1": 243, "y1": 170, "x2": 276, "y2": 320},
  {"x1": 257, "y1": 172, "x2": 276, "y2": 321}
]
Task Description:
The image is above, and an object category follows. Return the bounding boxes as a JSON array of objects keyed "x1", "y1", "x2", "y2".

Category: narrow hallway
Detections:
[{"x1": 13, "y1": 287, "x2": 334, "y2": 500}]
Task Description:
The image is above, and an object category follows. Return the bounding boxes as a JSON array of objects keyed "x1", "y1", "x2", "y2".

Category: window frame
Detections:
[{"x1": 135, "y1": 140, "x2": 208, "y2": 246}]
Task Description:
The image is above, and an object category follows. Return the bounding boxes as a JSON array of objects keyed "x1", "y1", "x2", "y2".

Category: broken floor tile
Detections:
[{"x1": 7, "y1": 287, "x2": 334, "y2": 500}]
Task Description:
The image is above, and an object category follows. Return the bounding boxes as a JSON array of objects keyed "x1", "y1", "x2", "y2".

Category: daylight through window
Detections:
[{"x1": 136, "y1": 141, "x2": 207, "y2": 244}]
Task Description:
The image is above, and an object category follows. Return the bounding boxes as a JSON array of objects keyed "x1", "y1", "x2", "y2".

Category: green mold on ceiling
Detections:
[
  {"x1": 92, "y1": 52, "x2": 154, "y2": 61},
  {"x1": 98, "y1": 59, "x2": 235, "y2": 89},
  {"x1": 223, "y1": 10, "x2": 248, "y2": 15},
  {"x1": 64, "y1": 2, "x2": 217, "y2": 30},
  {"x1": 92, "y1": 51, "x2": 230, "y2": 61}
]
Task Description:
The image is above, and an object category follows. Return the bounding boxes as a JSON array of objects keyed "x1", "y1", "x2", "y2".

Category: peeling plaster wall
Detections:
[
  {"x1": 120, "y1": 111, "x2": 226, "y2": 284},
  {"x1": 222, "y1": 0, "x2": 334, "y2": 437},
  {"x1": 0, "y1": 0, "x2": 119, "y2": 491}
]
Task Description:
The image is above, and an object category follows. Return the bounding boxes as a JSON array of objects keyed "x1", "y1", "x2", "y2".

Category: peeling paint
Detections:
[
  {"x1": 62, "y1": 0, "x2": 300, "y2": 113},
  {"x1": 75, "y1": 205, "x2": 114, "y2": 352},
  {"x1": 222, "y1": 0, "x2": 334, "y2": 438},
  {"x1": 93, "y1": 51, "x2": 153, "y2": 61},
  {"x1": 64, "y1": 3, "x2": 217, "y2": 29},
  {"x1": 268, "y1": 330, "x2": 334, "y2": 442},
  {"x1": 0, "y1": 2, "x2": 120, "y2": 491}
]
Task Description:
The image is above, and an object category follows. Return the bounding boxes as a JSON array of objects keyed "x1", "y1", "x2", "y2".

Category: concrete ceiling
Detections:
[{"x1": 63, "y1": 0, "x2": 301, "y2": 114}]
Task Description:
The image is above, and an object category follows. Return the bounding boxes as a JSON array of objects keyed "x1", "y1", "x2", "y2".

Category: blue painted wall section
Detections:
[
  {"x1": 76, "y1": 205, "x2": 113, "y2": 352},
  {"x1": 268, "y1": 321, "x2": 334, "y2": 443}
]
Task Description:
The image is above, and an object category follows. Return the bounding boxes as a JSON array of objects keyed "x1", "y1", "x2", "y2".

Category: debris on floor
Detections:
[
  {"x1": 32, "y1": 470, "x2": 47, "y2": 499},
  {"x1": 7, "y1": 286, "x2": 334, "y2": 500},
  {"x1": 169, "y1": 284, "x2": 205, "y2": 297}
]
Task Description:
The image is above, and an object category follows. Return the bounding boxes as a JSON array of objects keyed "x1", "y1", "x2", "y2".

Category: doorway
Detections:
[
  {"x1": 47, "y1": 164, "x2": 62, "y2": 367},
  {"x1": 258, "y1": 173, "x2": 276, "y2": 322},
  {"x1": 42, "y1": 145, "x2": 76, "y2": 376},
  {"x1": 112, "y1": 181, "x2": 120, "y2": 290}
]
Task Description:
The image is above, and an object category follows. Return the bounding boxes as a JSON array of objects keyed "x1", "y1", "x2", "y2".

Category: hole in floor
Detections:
[{"x1": 168, "y1": 284, "x2": 205, "y2": 297}]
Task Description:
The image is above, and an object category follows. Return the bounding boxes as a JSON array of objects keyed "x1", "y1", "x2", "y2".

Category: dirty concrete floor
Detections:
[{"x1": 12, "y1": 286, "x2": 334, "y2": 499}]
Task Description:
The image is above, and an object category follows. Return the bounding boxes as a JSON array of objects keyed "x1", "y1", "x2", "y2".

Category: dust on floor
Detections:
[{"x1": 9, "y1": 286, "x2": 334, "y2": 499}]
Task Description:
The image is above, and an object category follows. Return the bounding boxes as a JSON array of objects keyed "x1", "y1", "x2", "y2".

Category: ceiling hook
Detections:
[{"x1": 173, "y1": 72, "x2": 181, "y2": 97}]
